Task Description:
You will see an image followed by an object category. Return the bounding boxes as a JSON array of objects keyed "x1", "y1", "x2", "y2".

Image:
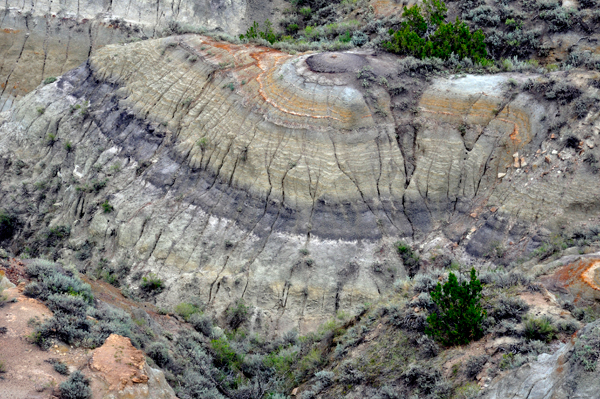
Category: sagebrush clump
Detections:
[{"x1": 59, "y1": 371, "x2": 92, "y2": 399}]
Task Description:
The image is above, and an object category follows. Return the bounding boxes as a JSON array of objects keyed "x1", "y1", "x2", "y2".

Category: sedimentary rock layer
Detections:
[
  {"x1": 1, "y1": 36, "x2": 599, "y2": 333},
  {"x1": 0, "y1": 0, "x2": 285, "y2": 110}
]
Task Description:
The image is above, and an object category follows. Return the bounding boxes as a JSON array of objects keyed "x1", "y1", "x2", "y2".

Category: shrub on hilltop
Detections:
[{"x1": 383, "y1": 0, "x2": 488, "y2": 63}]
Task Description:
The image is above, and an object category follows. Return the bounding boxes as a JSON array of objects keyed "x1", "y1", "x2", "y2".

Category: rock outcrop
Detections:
[
  {"x1": 90, "y1": 334, "x2": 177, "y2": 399},
  {"x1": 0, "y1": 35, "x2": 599, "y2": 333},
  {"x1": 482, "y1": 321, "x2": 600, "y2": 399},
  {"x1": 0, "y1": 0, "x2": 286, "y2": 109}
]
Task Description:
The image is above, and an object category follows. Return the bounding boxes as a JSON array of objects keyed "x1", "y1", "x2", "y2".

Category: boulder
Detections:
[{"x1": 89, "y1": 334, "x2": 177, "y2": 399}]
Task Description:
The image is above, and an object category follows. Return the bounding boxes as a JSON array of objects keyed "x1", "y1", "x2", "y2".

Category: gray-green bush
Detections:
[{"x1": 59, "y1": 371, "x2": 92, "y2": 399}]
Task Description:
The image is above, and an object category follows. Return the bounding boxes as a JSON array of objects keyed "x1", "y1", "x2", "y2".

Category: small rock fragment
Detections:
[
  {"x1": 513, "y1": 153, "x2": 520, "y2": 168},
  {"x1": 545, "y1": 156, "x2": 551, "y2": 163},
  {"x1": 498, "y1": 173, "x2": 506, "y2": 178}
]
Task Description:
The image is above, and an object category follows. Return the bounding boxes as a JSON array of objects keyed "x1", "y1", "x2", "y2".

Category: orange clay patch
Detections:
[{"x1": 553, "y1": 258, "x2": 600, "y2": 292}]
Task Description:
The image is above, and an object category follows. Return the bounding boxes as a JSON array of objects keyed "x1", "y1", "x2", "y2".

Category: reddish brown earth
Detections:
[
  {"x1": 90, "y1": 334, "x2": 149, "y2": 391},
  {"x1": 544, "y1": 258, "x2": 600, "y2": 303},
  {"x1": 0, "y1": 260, "x2": 179, "y2": 399},
  {"x1": 0, "y1": 285, "x2": 76, "y2": 399}
]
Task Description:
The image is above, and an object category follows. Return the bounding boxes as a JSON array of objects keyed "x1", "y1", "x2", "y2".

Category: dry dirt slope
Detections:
[{"x1": 0, "y1": 261, "x2": 177, "y2": 399}]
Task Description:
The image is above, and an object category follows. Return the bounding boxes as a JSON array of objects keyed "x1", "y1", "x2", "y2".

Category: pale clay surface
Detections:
[{"x1": 1, "y1": 36, "x2": 600, "y2": 336}]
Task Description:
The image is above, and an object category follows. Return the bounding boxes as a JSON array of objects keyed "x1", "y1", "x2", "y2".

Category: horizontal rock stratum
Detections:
[
  {"x1": 1, "y1": 36, "x2": 599, "y2": 334},
  {"x1": 0, "y1": 0, "x2": 285, "y2": 110}
]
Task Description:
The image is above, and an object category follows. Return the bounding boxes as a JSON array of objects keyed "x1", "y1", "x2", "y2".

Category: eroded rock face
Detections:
[
  {"x1": 482, "y1": 321, "x2": 600, "y2": 399},
  {"x1": 0, "y1": 36, "x2": 599, "y2": 334},
  {"x1": 90, "y1": 334, "x2": 176, "y2": 399},
  {"x1": 0, "y1": 0, "x2": 285, "y2": 109}
]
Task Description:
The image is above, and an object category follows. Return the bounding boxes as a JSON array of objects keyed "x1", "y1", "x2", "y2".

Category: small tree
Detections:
[
  {"x1": 383, "y1": 0, "x2": 488, "y2": 63},
  {"x1": 426, "y1": 268, "x2": 485, "y2": 346}
]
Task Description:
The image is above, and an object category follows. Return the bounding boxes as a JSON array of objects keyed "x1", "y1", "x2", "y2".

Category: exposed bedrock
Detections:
[
  {"x1": 0, "y1": 0, "x2": 285, "y2": 109},
  {"x1": 1, "y1": 36, "x2": 599, "y2": 334},
  {"x1": 481, "y1": 320, "x2": 600, "y2": 399}
]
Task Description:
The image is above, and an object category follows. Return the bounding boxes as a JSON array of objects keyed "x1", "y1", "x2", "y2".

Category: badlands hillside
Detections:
[{"x1": 1, "y1": 0, "x2": 600, "y2": 398}]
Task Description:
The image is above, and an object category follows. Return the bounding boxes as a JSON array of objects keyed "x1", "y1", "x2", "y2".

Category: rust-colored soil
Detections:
[
  {"x1": 544, "y1": 258, "x2": 600, "y2": 302},
  {"x1": 89, "y1": 334, "x2": 148, "y2": 391},
  {"x1": 0, "y1": 287, "x2": 81, "y2": 399}
]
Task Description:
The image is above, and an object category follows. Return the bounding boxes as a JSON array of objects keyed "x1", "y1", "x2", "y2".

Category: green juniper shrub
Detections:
[
  {"x1": 240, "y1": 20, "x2": 279, "y2": 44},
  {"x1": 101, "y1": 200, "x2": 114, "y2": 213},
  {"x1": 338, "y1": 30, "x2": 352, "y2": 43},
  {"x1": 383, "y1": 0, "x2": 488, "y2": 63},
  {"x1": 210, "y1": 336, "x2": 244, "y2": 370},
  {"x1": 286, "y1": 23, "x2": 300, "y2": 33},
  {"x1": 299, "y1": 6, "x2": 312, "y2": 18},
  {"x1": 59, "y1": 370, "x2": 92, "y2": 399},
  {"x1": 426, "y1": 268, "x2": 486, "y2": 346},
  {"x1": 140, "y1": 273, "x2": 164, "y2": 293},
  {"x1": 397, "y1": 242, "x2": 421, "y2": 277},
  {"x1": 43, "y1": 77, "x2": 57, "y2": 84},
  {"x1": 0, "y1": 209, "x2": 17, "y2": 241},
  {"x1": 226, "y1": 298, "x2": 250, "y2": 330}
]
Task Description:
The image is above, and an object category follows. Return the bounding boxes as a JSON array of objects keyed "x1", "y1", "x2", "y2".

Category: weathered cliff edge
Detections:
[
  {"x1": 0, "y1": 0, "x2": 285, "y2": 110},
  {"x1": 1, "y1": 36, "x2": 599, "y2": 334},
  {"x1": 482, "y1": 321, "x2": 600, "y2": 399}
]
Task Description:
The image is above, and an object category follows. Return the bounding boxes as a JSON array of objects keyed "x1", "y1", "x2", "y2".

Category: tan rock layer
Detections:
[
  {"x1": 1, "y1": 35, "x2": 600, "y2": 333},
  {"x1": 90, "y1": 334, "x2": 149, "y2": 391}
]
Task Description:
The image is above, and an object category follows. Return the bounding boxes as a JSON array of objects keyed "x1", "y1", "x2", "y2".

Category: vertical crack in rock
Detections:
[
  {"x1": 328, "y1": 131, "x2": 383, "y2": 238},
  {"x1": 0, "y1": 30, "x2": 29, "y2": 110}
]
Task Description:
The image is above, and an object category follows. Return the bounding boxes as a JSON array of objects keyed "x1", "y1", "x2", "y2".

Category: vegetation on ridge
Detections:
[
  {"x1": 9, "y1": 241, "x2": 593, "y2": 399},
  {"x1": 383, "y1": 0, "x2": 488, "y2": 63}
]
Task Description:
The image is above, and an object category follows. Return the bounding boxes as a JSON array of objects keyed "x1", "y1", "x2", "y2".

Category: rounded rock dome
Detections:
[{"x1": 305, "y1": 52, "x2": 367, "y2": 73}]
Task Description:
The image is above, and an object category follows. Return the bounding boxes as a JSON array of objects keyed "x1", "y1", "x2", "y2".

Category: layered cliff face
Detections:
[
  {"x1": 0, "y1": 0, "x2": 285, "y2": 110},
  {"x1": 0, "y1": 36, "x2": 599, "y2": 333}
]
